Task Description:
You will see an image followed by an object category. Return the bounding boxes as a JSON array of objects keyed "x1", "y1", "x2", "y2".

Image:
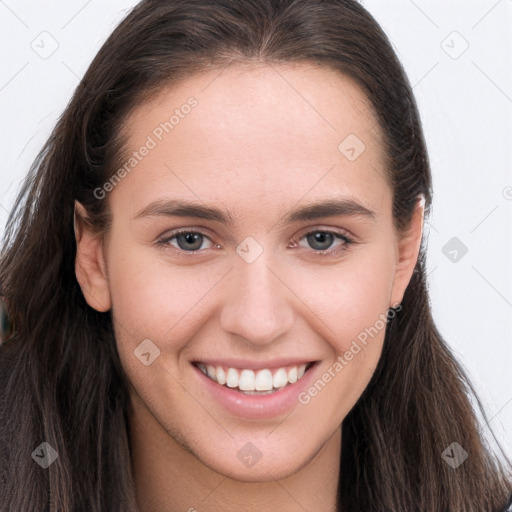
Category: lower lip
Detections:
[{"x1": 193, "y1": 363, "x2": 319, "y2": 420}]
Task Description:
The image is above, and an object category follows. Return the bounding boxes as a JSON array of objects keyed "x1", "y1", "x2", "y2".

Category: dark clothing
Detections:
[{"x1": 503, "y1": 492, "x2": 512, "y2": 512}]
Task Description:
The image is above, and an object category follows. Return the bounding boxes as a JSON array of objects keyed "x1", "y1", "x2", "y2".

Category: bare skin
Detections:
[{"x1": 75, "y1": 62, "x2": 424, "y2": 512}]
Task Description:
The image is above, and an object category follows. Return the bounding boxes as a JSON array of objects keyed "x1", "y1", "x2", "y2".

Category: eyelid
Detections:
[
  {"x1": 294, "y1": 225, "x2": 354, "y2": 242},
  {"x1": 156, "y1": 228, "x2": 218, "y2": 255},
  {"x1": 156, "y1": 225, "x2": 355, "y2": 257},
  {"x1": 290, "y1": 227, "x2": 355, "y2": 256}
]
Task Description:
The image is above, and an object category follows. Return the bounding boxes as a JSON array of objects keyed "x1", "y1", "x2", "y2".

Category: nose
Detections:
[{"x1": 219, "y1": 249, "x2": 295, "y2": 348}]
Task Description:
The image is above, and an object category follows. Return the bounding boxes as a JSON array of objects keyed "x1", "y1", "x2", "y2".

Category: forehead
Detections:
[{"x1": 113, "y1": 62, "x2": 389, "y2": 217}]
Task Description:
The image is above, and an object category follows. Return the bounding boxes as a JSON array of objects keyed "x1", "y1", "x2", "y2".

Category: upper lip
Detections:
[{"x1": 192, "y1": 358, "x2": 317, "y2": 370}]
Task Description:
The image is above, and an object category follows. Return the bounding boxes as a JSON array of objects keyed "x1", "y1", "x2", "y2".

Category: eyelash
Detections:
[
  {"x1": 156, "y1": 228, "x2": 355, "y2": 258},
  {"x1": 289, "y1": 230, "x2": 354, "y2": 258}
]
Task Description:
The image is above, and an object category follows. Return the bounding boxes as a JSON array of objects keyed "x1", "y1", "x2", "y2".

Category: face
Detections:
[{"x1": 75, "y1": 62, "x2": 423, "y2": 482}]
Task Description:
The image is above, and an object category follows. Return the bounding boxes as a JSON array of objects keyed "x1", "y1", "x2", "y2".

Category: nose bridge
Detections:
[{"x1": 220, "y1": 245, "x2": 294, "y2": 346}]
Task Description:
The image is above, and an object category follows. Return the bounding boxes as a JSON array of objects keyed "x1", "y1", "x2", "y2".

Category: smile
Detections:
[{"x1": 194, "y1": 362, "x2": 314, "y2": 395}]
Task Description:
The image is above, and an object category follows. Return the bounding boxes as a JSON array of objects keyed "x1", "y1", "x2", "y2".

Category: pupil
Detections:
[
  {"x1": 175, "y1": 232, "x2": 335, "y2": 252},
  {"x1": 307, "y1": 232, "x2": 333, "y2": 251},
  {"x1": 177, "y1": 233, "x2": 202, "y2": 251}
]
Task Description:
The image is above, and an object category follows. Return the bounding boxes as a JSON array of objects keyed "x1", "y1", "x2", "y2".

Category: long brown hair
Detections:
[{"x1": 1, "y1": 1, "x2": 511, "y2": 510}]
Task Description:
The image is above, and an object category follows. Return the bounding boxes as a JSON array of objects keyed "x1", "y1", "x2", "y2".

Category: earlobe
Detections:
[
  {"x1": 74, "y1": 201, "x2": 111, "y2": 312},
  {"x1": 390, "y1": 195, "x2": 425, "y2": 307}
]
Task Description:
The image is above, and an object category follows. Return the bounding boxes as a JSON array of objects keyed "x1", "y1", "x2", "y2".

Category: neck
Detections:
[{"x1": 128, "y1": 392, "x2": 341, "y2": 512}]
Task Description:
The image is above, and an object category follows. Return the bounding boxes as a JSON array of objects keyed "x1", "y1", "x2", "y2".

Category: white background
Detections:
[{"x1": 1, "y1": 0, "x2": 511, "y2": 462}]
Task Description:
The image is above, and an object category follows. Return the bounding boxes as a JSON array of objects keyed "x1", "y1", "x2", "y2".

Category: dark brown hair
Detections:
[{"x1": 1, "y1": 1, "x2": 511, "y2": 510}]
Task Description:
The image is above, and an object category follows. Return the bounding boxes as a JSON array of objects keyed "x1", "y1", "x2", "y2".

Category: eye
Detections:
[
  {"x1": 156, "y1": 230, "x2": 215, "y2": 253},
  {"x1": 289, "y1": 229, "x2": 354, "y2": 257},
  {"x1": 156, "y1": 228, "x2": 354, "y2": 258}
]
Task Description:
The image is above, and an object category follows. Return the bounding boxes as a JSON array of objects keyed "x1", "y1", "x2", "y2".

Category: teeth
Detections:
[
  {"x1": 255, "y1": 369, "x2": 273, "y2": 391},
  {"x1": 206, "y1": 365, "x2": 216, "y2": 379},
  {"x1": 239, "y1": 369, "x2": 255, "y2": 391},
  {"x1": 288, "y1": 366, "x2": 298, "y2": 384},
  {"x1": 272, "y1": 368, "x2": 288, "y2": 389},
  {"x1": 216, "y1": 366, "x2": 226, "y2": 385},
  {"x1": 226, "y1": 368, "x2": 239, "y2": 388},
  {"x1": 196, "y1": 362, "x2": 310, "y2": 392}
]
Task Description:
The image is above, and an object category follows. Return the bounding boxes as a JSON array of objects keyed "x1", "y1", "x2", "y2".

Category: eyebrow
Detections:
[{"x1": 133, "y1": 197, "x2": 376, "y2": 226}]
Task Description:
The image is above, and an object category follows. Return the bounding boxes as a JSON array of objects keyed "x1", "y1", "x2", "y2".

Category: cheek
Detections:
[
  {"x1": 292, "y1": 243, "x2": 396, "y2": 351},
  {"x1": 106, "y1": 241, "x2": 224, "y2": 350},
  {"x1": 332, "y1": 268, "x2": 393, "y2": 354},
  {"x1": 291, "y1": 246, "x2": 395, "y2": 417},
  {"x1": 106, "y1": 245, "x2": 222, "y2": 417}
]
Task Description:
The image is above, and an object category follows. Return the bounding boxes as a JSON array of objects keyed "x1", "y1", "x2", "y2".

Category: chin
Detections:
[{"x1": 188, "y1": 433, "x2": 319, "y2": 483}]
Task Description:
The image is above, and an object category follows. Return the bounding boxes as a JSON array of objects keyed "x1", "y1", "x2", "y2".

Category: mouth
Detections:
[{"x1": 192, "y1": 361, "x2": 316, "y2": 395}]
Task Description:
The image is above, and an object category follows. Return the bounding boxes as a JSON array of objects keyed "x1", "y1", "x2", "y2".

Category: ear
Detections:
[
  {"x1": 390, "y1": 195, "x2": 425, "y2": 307},
  {"x1": 74, "y1": 201, "x2": 111, "y2": 312}
]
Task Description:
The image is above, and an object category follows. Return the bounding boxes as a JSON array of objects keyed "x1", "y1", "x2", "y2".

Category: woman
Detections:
[{"x1": 1, "y1": 0, "x2": 511, "y2": 510}]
